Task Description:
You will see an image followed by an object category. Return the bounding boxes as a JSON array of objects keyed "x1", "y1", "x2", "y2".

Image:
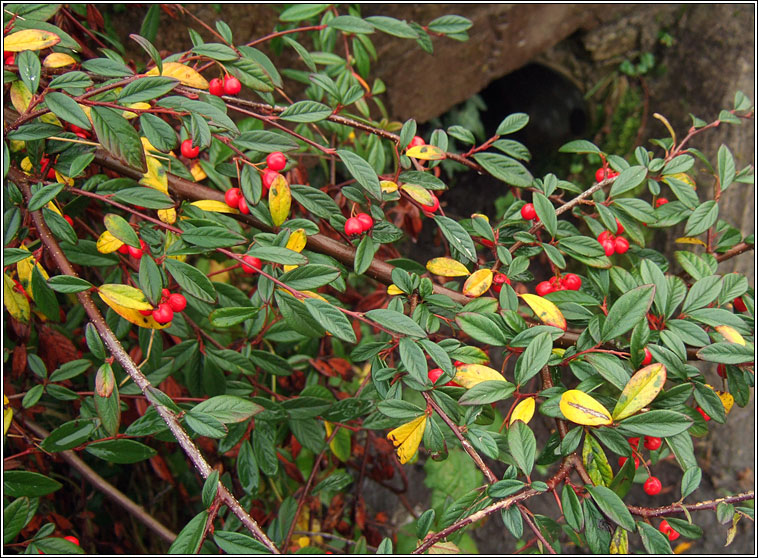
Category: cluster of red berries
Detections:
[
  {"x1": 180, "y1": 139, "x2": 200, "y2": 159},
  {"x1": 655, "y1": 198, "x2": 669, "y2": 208},
  {"x1": 597, "y1": 220, "x2": 629, "y2": 256},
  {"x1": 535, "y1": 273, "x2": 581, "y2": 296},
  {"x1": 617, "y1": 436, "x2": 663, "y2": 483},
  {"x1": 595, "y1": 167, "x2": 619, "y2": 182},
  {"x1": 241, "y1": 255, "x2": 262, "y2": 275},
  {"x1": 520, "y1": 202, "x2": 539, "y2": 222},
  {"x1": 344, "y1": 213, "x2": 374, "y2": 236},
  {"x1": 224, "y1": 188, "x2": 249, "y2": 214},
  {"x1": 140, "y1": 289, "x2": 187, "y2": 324},
  {"x1": 117, "y1": 238, "x2": 148, "y2": 259},
  {"x1": 427, "y1": 361, "x2": 465, "y2": 387},
  {"x1": 659, "y1": 519, "x2": 680, "y2": 541},
  {"x1": 39, "y1": 156, "x2": 58, "y2": 180},
  {"x1": 208, "y1": 75, "x2": 242, "y2": 97},
  {"x1": 262, "y1": 151, "x2": 287, "y2": 195},
  {"x1": 491, "y1": 272, "x2": 510, "y2": 294}
]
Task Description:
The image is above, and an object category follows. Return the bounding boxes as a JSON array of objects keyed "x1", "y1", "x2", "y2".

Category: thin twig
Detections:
[
  {"x1": 518, "y1": 503, "x2": 557, "y2": 554},
  {"x1": 628, "y1": 491, "x2": 754, "y2": 518}
]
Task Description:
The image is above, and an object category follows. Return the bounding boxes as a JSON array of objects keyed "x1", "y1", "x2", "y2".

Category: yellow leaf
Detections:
[
  {"x1": 387, "y1": 284, "x2": 403, "y2": 295},
  {"x1": 141, "y1": 136, "x2": 169, "y2": 155},
  {"x1": 509, "y1": 397, "x2": 535, "y2": 426},
  {"x1": 560, "y1": 390, "x2": 613, "y2": 426},
  {"x1": 426, "y1": 257, "x2": 470, "y2": 277},
  {"x1": 4, "y1": 394, "x2": 13, "y2": 437},
  {"x1": 552, "y1": 348, "x2": 566, "y2": 357},
  {"x1": 387, "y1": 414, "x2": 427, "y2": 464},
  {"x1": 609, "y1": 526, "x2": 628, "y2": 555},
  {"x1": 139, "y1": 156, "x2": 169, "y2": 194},
  {"x1": 454, "y1": 364, "x2": 507, "y2": 389},
  {"x1": 286, "y1": 229, "x2": 307, "y2": 253},
  {"x1": 471, "y1": 213, "x2": 490, "y2": 223},
  {"x1": 3, "y1": 273, "x2": 30, "y2": 323},
  {"x1": 269, "y1": 174, "x2": 291, "y2": 227},
  {"x1": 10, "y1": 80, "x2": 32, "y2": 113},
  {"x1": 406, "y1": 144, "x2": 446, "y2": 160},
  {"x1": 4, "y1": 29, "x2": 61, "y2": 52},
  {"x1": 675, "y1": 237, "x2": 707, "y2": 246},
  {"x1": 208, "y1": 259, "x2": 231, "y2": 284},
  {"x1": 716, "y1": 389, "x2": 734, "y2": 415},
  {"x1": 54, "y1": 170, "x2": 74, "y2": 186},
  {"x1": 158, "y1": 208, "x2": 177, "y2": 224},
  {"x1": 43, "y1": 52, "x2": 76, "y2": 68},
  {"x1": 10, "y1": 140, "x2": 25, "y2": 152},
  {"x1": 520, "y1": 293, "x2": 567, "y2": 330},
  {"x1": 462, "y1": 268, "x2": 493, "y2": 297},
  {"x1": 300, "y1": 290, "x2": 328, "y2": 302},
  {"x1": 190, "y1": 199, "x2": 239, "y2": 214},
  {"x1": 673, "y1": 542, "x2": 693, "y2": 554},
  {"x1": 669, "y1": 172, "x2": 696, "y2": 188},
  {"x1": 98, "y1": 293, "x2": 169, "y2": 330},
  {"x1": 715, "y1": 325, "x2": 746, "y2": 346},
  {"x1": 99, "y1": 284, "x2": 152, "y2": 311},
  {"x1": 611, "y1": 363, "x2": 667, "y2": 421},
  {"x1": 122, "y1": 102, "x2": 150, "y2": 119},
  {"x1": 16, "y1": 248, "x2": 48, "y2": 300},
  {"x1": 380, "y1": 180, "x2": 398, "y2": 193},
  {"x1": 45, "y1": 201, "x2": 63, "y2": 217},
  {"x1": 401, "y1": 183, "x2": 433, "y2": 206},
  {"x1": 97, "y1": 230, "x2": 124, "y2": 254},
  {"x1": 146, "y1": 62, "x2": 209, "y2": 89},
  {"x1": 190, "y1": 162, "x2": 207, "y2": 181}
]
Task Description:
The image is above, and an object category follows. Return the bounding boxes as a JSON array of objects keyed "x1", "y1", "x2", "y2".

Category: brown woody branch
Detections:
[
  {"x1": 628, "y1": 491, "x2": 754, "y2": 518},
  {"x1": 15, "y1": 170, "x2": 280, "y2": 554}
]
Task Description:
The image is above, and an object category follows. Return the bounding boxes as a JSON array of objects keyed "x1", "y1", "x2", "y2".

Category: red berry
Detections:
[
  {"x1": 209, "y1": 78, "x2": 224, "y2": 97},
  {"x1": 733, "y1": 296, "x2": 747, "y2": 312},
  {"x1": 641, "y1": 347, "x2": 653, "y2": 366},
  {"x1": 224, "y1": 187, "x2": 242, "y2": 209},
  {"x1": 139, "y1": 309, "x2": 153, "y2": 316},
  {"x1": 420, "y1": 194, "x2": 440, "y2": 215},
  {"x1": 344, "y1": 217, "x2": 363, "y2": 236},
  {"x1": 717, "y1": 364, "x2": 727, "y2": 378},
  {"x1": 355, "y1": 212, "x2": 374, "y2": 232},
  {"x1": 128, "y1": 244, "x2": 144, "y2": 259},
  {"x1": 659, "y1": 520, "x2": 680, "y2": 541},
  {"x1": 696, "y1": 406, "x2": 711, "y2": 421},
  {"x1": 428, "y1": 368, "x2": 443, "y2": 384},
  {"x1": 4, "y1": 52, "x2": 15, "y2": 65},
  {"x1": 262, "y1": 168, "x2": 279, "y2": 190},
  {"x1": 161, "y1": 288, "x2": 170, "y2": 300},
  {"x1": 181, "y1": 139, "x2": 200, "y2": 159},
  {"x1": 520, "y1": 203, "x2": 537, "y2": 220},
  {"x1": 152, "y1": 303, "x2": 174, "y2": 324},
  {"x1": 63, "y1": 536, "x2": 80, "y2": 546},
  {"x1": 643, "y1": 476, "x2": 662, "y2": 495},
  {"x1": 614, "y1": 236, "x2": 629, "y2": 254},
  {"x1": 491, "y1": 272, "x2": 510, "y2": 294},
  {"x1": 644, "y1": 436, "x2": 662, "y2": 451},
  {"x1": 238, "y1": 197, "x2": 250, "y2": 215},
  {"x1": 655, "y1": 198, "x2": 669, "y2": 208},
  {"x1": 628, "y1": 437, "x2": 640, "y2": 449},
  {"x1": 602, "y1": 239, "x2": 616, "y2": 257},
  {"x1": 562, "y1": 273, "x2": 581, "y2": 291},
  {"x1": 595, "y1": 167, "x2": 607, "y2": 183},
  {"x1": 535, "y1": 281, "x2": 554, "y2": 297},
  {"x1": 167, "y1": 293, "x2": 187, "y2": 312},
  {"x1": 615, "y1": 218, "x2": 624, "y2": 235},
  {"x1": 223, "y1": 75, "x2": 241, "y2": 95},
  {"x1": 266, "y1": 151, "x2": 287, "y2": 172},
  {"x1": 241, "y1": 255, "x2": 261, "y2": 275},
  {"x1": 63, "y1": 215, "x2": 74, "y2": 227},
  {"x1": 118, "y1": 244, "x2": 129, "y2": 255},
  {"x1": 407, "y1": 136, "x2": 425, "y2": 149},
  {"x1": 597, "y1": 230, "x2": 612, "y2": 244},
  {"x1": 618, "y1": 455, "x2": 641, "y2": 469}
]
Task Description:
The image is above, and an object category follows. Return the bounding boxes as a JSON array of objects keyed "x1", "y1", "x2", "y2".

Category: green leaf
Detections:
[
  {"x1": 104, "y1": 213, "x2": 140, "y2": 248},
  {"x1": 717, "y1": 145, "x2": 736, "y2": 190},
  {"x1": 637, "y1": 521, "x2": 673, "y2": 554},
  {"x1": 184, "y1": 412, "x2": 228, "y2": 438},
  {"x1": 290, "y1": 183, "x2": 341, "y2": 218},
  {"x1": 181, "y1": 226, "x2": 246, "y2": 248},
  {"x1": 459, "y1": 380, "x2": 514, "y2": 405},
  {"x1": 49, "y1": 71, "x2": 92, "y2": 90},
  {"x1": 279, "y1": 4, "x2": 330, "y2": 22},
  {"x1": 117, "y1": 76, "x2": 178, "y2": 103},
  {"x1": 234, "y1": 130, "x2": 299, "y2": 153},
  {"x1": 279, "y1": 265, "x2": 340, "y2": 290},
  {"x1": 433, "y1": 215, "x2": 477, "y2": 263},
  {"x1": 158, "y1": 96, "x2": 239, "y2": 134},
  {"x1": 31, "y1": 266, "x2": 59, "y2": 321},
  {"x1": 427, "y1": 14, "x2": 473, "y2": 34},
  {"x1": 562, "y1": 484, "x2": 584, "y2": 531},
  {"x1": 354, "y1": 234, "x2": 376, "y2": 274},
  {"x1": 85, "y1": 439, "x2": 156, "y2": 463},
  {"x1": 488, "y1": 479, "x2": 526, "y2": 499},
  {"x1": 609, "y1": 166, "x2": 648, "y2": 197},
  {"x1": 337, "y1": 149, "x2": 382, "y2": 201},
  {"x1": 246, "y1": 245, "x2": 307, "y2": 265},
  {"x1": 164, "y1": 258, "x2": 216, "y2": 303},
  {"x1": 193, "y1": 43, "x2": 239, "y2": 61},
  {"x1": 192, "y1": 395, "x2": 263, "y2": 423},
  {"x1": 3, "y1": 471, "x2": 61, "y2": 498},
  {"x1": 40, "y1": 419, "x2": 98, "y2": 452},
  {"x1": 680, "y1": 466, "x2": 701, "y2": 500},
  {"x1": 209, "y1": 307, "x2": 259, "y2": 327},
  {"x1": 303, "y1": 298, "x2": 357, "y2": 344},
  {"x1": 279, "y1": 100, "x2": 331, "y2": 122},
  {"x1": 616, "y1": 410, "x2": 693, "y2": 437},
  {"x1": 82, "y1": 57, "x2": 133, "y2": 77},
  {"x1": 588, "y1": 485, "x2": 635, "y2": 532},
  {"x1": 168, "y1": 511, "x2": 208, "y2": 554},
  {"x1": 214, "y1": 531, "x2": 270, "y2": 554},
  {"x1": 455, "y1": 313, "x2": 509, "y2": 346},
  {"x1": 696, "y1": 342, "x2": 754, "y2": 364},
  {"x1": 44, "y1": 91, "x2": 91, "y2": 130},
  {"x1": 139, "y1": 113, "x2": 177, "y2": 153},
  {"x1": 202, "y1": 470, "x2": 219, "y2": 508},
  {"x1": 17, "y1": 50, "x2": 41, "y2": 94},
  {"x1": 559, "y1": 139, "x2": 601, "y2": 154},
  {"x1": 602, "y1": 285, "x2": 655, "y2": 341},
  {"x1": 365, "y1": 15, "x2": 417, "y2": 38},
  {"x1": 91, "y1": 106, "x2": 147, "y2": 172},
  {"x1": 365, "y1": 308, "x2": 426, "y2": 338},
  {"x1": 131, "y1": 31, "x2": 162, "y2": 71},
  {"x1": 28, "y1": 183, "x2": 64, "y2": 212},
  {"x1": 533, "y1": 192, "x2": 557, "y2": 237},
  {"x1": 583, "y1": 434, "x2": 613, "y2": 487},
  {"x1": 684, "y1": 200, "x2": 718, "y2": 237},
  {"x1": 495, "y1": 112, "x2": 529, "y2": 135},
  {"x1": 3, "y1": 496, "x2": 32, "y2": 544},
  {"x1": 472, "y1": 152, "x2": 533, "y2": 187},
  {"x1": 514, "y1": 331, "x2": 553, "y2": 386},
  {"x1": 398, "y1": 337, "x2": 428, "y2": 385},
  {"x1": 328, "y1": 15, "x2": 375, "y2": 34},
  {"x1": 507, "y1": 421, "x2": 536, "y2": 477}
]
